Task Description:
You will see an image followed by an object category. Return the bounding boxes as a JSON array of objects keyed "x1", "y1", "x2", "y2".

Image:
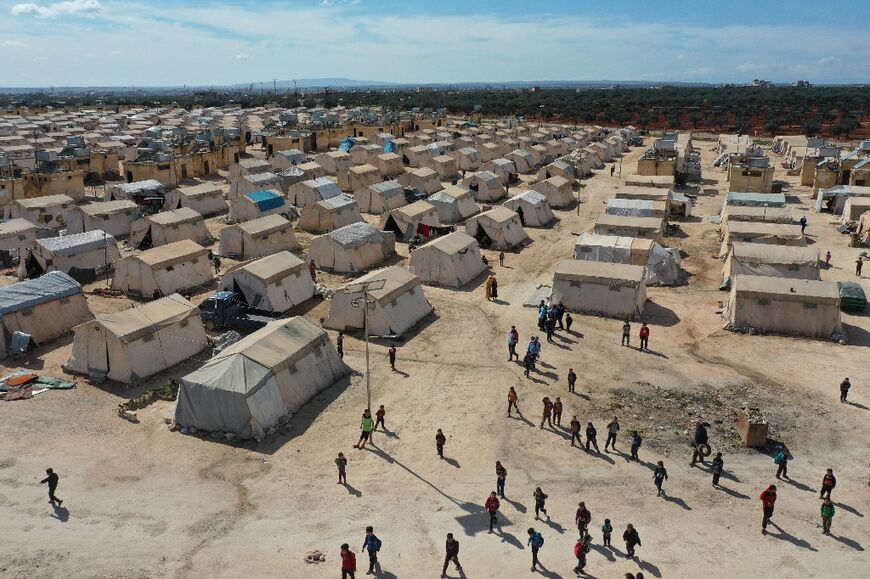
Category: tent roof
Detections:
[
  {"x1": 237, "y1": 251, "x2": 305, "y2": 283},
  {"x1": 237, "y1": 214, "x2": 291, "y2": 236},
  {"x1": 725, "y1": 221, "x2": 803, "y2": 236},
  {"x1": 419, "y1": 231, "x2": 476, "y2": 255},
  {"x1": 555, "y1": 259, "x2": 644, "y2": 284},
  {"x1": 350, "y1": 164, "x2": 378, "y2": 175},
  {"x1": 429, "y1": 185, "x2": 471, "y2": 203},
  {"x1": 115, "y1": 180, "x2": 163, "y2": 194},
  {"x1": 326, "y1": 222, "x2": 385, "y2": 247},
  {"x1": 177, "y1": 182, "x2": 223, "y2": 197},
  {"x1": 93, "y1": 293, "x2": 198, "y2": 343},
  {"x1": 480, "y1": 206, "x2": 518, "y2": 224},
  {"x1": 510, "y1": 190, "x2": 548, "y2": 205},
  {"x1": 136, "y1": 239, "x2": 208, "y2": 267},
  {"x1": 0, "y1": 218, "x2": 39, "y2": 236},
  {"x1": 16, "y1": 194, "x2": 74, "y2": 209},
  {"x1": 346, "y1": 265, "x2": 421, "y2": 304},
  {"x1": 147, "y1": 207, "x2": 202, "y2": 226},
  {"x1": 724, "y1": 192, "x2": 786, "y2": 206},
  {"x1": 615, "y1": 186, "x2": 669, "y2": 200},
  {"x1": 575, "y1": 232, "x2": 653, "y2": 252},
  {"x1": 317, "y1": 193, "x2": 356, "y2": 211},
  {"x1": 542, "y1": 175, "x2": 570, "y2": 187},
  {"x1": 730, "y1": 242, "x2": 818, "y2": 265},
  {"x1": 734, "y1": 275, "x2": 839, "y2": 303},
  {"x1": 80, "y1": 200, "x2": 137, "y2": 216},
  {"x1": 37, "y1": 230, "x2": 116, "y2": 256},
  {"x1": 723, "y1": 206, "x2": 792, "y2": 221},
  {"x1": 244, "y1": 172, "x2": 280, "y2": 185},
  {"x1": 370, "y1": 181, "x2": 403, "y2": 194},
  {"x1": 595, "y1": 214, "x2": 663, "y2": 230},
  {"x1": 399, "y1": 200, "x2": 437, "y2": 219},
  {"x1": 0, "y1": 271, "x2": 82, "y2": 315}
]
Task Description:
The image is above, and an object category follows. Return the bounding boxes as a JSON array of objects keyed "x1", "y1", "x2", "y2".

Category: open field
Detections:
[{"x1": 0, "y1": 142, "x2": 868, "y2": 579}]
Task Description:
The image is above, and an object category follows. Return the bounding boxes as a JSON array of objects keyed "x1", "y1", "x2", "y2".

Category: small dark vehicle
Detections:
[{"x1": 199, "y1": 291, "x2": 275, "y2": 332}]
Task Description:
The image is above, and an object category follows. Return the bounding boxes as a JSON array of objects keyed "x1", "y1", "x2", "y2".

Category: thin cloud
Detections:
[
  {"x1": 1, "y1": 40, "x2": 28, "y2": 47},
  {"x1": 235, "y1": 52, "x2": 252, "y2": 60},
  {"x1": 11, "y1": 0, "x2": 101, "y2": 18}
]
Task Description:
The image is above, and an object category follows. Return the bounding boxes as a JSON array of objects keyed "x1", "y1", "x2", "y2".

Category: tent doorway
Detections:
[
  {"x1": 135, "y1": 227, "x2": 153, "y2": 250},
  {"x1": 203, "y1": 160, "x2": 210, "y2": 175},
  {"x1": 382, "y1": 215, "x2": 403, "y2": 237},
  {"x1": 474, "y1": 227, "x2": 494, "y2": 249},
  {"x1": 126, "y1": 171, "x2": 133, "y2": 183}
]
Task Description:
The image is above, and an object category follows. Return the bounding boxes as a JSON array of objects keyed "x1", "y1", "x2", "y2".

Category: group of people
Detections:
[{"x1": 536, "y1": 300, "x2": 574, "y2": 344}]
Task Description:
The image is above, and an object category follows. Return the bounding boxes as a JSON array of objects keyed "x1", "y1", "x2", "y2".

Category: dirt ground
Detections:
[{"x1": 0, "y1": 138, "x2": 868, "y2": 579}]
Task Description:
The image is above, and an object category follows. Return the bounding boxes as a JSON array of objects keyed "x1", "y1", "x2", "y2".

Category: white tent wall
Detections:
[
  {"x1": 64, "y1": 201, "x2": 138, "y2": 238},
  {"x1": 228, "y1": 191, "x2": 291, "y2": 222},
  {"x1": 357, "y1": 181, "x2": 406, "y2": 214},
  {"x1": 288, "y1": 177, "x2": 343, "y2": 208},
  {"x1": 308, "y1": 224, "x2": 395, "y2": 273},
  {"x1": 229, "y1": 173, "x2": 283, "y2": 199},
  {"x1": 0, "y1": 219, "x2": 43, "y2": 253},
  {"x1": 22, "y1": 231, "x2": 121, "y2": 277},
  {"x1": 112, "y1": 242, "x2": 212, "y2": 297},
  {"x1": 408, "y1": 232, "x2": 486, "y2": 288},
  {"x1": 551, "y1": 261, "x2": 646, "y2": 319},
  {"x1": 127, "y1": 208, "x2": 212, "y2": 249},
  {"x1": 722, "y1": 243, "x2": 820, "y2": 286},
  {"x1": 462, "y1": 171, "x2": 506, "y2": 202},
  {"x1": 535, "y1": 176, "x2": 575, "y2": 208},
  {"x1": 165, "y1": 184, "x2": 228, "y2": 216},
  {"x1": 220, "y1": 253, "x2": 314, "y2": 313},
  {"x1": 298, "y1": 195, "x2": 363, "y2": 233},
  {"x1": 427, "y1": 188, "x2": 480, "y2": 224},
  {"x1": 219, "y1": 217, "x2": 299, "y2": 260},
  {"x1": 503, "y1": 191, "x2": 555, "y2": 227},
  {"x1": 465, "y1": 208, "x2": 529, "y2": 250},
  {"x1": 6, "y1": 195, "x2": 75, "y2": 230}
]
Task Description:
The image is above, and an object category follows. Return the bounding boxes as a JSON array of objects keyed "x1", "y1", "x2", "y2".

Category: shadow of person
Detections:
[
  {"x1": 344, "y1": 483, "x2": 362, "y2": 497},
  {"x1": 51, "y1": 503, "x2": 69, "y2": 522},
  {"x1": 503, "y1": 496, "x2": 527, "y2": 514},
  {"x1": 782, "y1": 477, "x2": 815, "y2": 493},
  {"x1": 830, "y1": 534, "x2": 864, "y2": 551},
  {"x1": 443, "y1": 457, "x2": 461, "y2": 469},
  {"x1": 533, "y1": 562, "x2": 562, "y2": 579},
  {"x1": 495, "y1": 525, "x2": 524, "y2": 549},
  {"x1": 663, "y1": 494, "x2": 692, "y2": 511},
  {"x1": 833, "y1": 501, "x2": 863, "y2": 517},
  {"x1": 588, "y1": 451, "x2": 615, "y2": 465},
  {"x1": 512, "y1": 414, "x2": 536, "y2": 428},
  {"x1": 717, "y1": 485, "x2": 750, "y2": 500},
  {"x1": 392, "y1": 369, "x2": 410, "y2": 378},
  {"x1": 589, "y1": 543, "x2": 615, "y2": 562},
  {"x1": 637, "y1": 558, "x2": 663, "y2": 577},
  {"x1": 767, "y1": 522, "x2": 818, "y2": 551},
  {"x1": 543, "y1": 517, "x2": 565, "y2": 534},
  {"x1": 846, "y1": 400, "x2": 869, "y2": 411}
]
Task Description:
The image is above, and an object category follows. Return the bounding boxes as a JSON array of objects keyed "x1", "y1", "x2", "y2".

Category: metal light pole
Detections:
[{"x1": 345, "y1": 278, "x2": 386, "y2": 411}]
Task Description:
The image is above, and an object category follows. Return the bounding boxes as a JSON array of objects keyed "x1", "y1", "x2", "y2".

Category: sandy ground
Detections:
[{"x1": 0, "y1": 139, "x2": 868, "y2": 579}]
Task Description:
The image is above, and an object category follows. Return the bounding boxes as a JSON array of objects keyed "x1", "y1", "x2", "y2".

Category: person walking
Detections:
[
  {"x1": 527, "y1": 528, "x2": 544, "y2": 571},
  {"x1": 621, "y1": 319, "x2": 631, "y2": 346},
  {"x1": 374, "y1": 405, "x2": 386, "y2": 431},
  {"x1": 799, "y1": 215, "x2": 807, "y2": 234},
  {"x1": 490, "y1": 275, "x2": 498, "y2": 300},
  {"x1": 630, "y1": 431, "x2": 642, "y2": 461},
  {"x1": 653, "y1": 461, "x2": 669, "y2": 497},
  {"x1": 639, "y1": 323, "x2": 650, "y2": 351},
  {"x1": 566, "y1": 312, "x2": 574, "y2": 333},
  {"x1": 523, "y1": 351, "x2": 535, "y2": 378},
  {"x1": 819, "y1": 469, "x2": 837, "y2": 499},
  {"x1": 575, "y1": 502, "x2": 591, "y2": 535},
  {"x1": 623, "y1": 524, "x2": 641, "y2": 558},
  {"x1": 508, "y1": 326, "x2": 519, "y2": 361},
  {"x1": 212, "y1": 254, "x2": 221, "y2": 274},
  {"x1": 856, "y1": 256, "x2": 863, "y2": 277},
  {"x1": 484, "y1": 274, "x2": 494, "y2": 301},
  {"x1": 533, "y1": 487, "x2": 549, "y2": 520},
  {"x1": 573, "y1": 534, "x2": 588, "y2": 575},
  {"x1": 774, "y1": 447, "x2": 789, "y2": 480},
  {"x1": 540, "y1": 396, "x2": 554, "y2": 429},
  {"x1": 711, "y1": 452, "x2": 724, "y2": 487},
  {"x1": 499, "y1": 250, "x2": 505, "y2": 267},
  {"x1": 442, "y1": 533, "x2": 462, "y2": 577},
  {"x1": 496, "y1": 461, "x2": 507, "y2": 497},
  {"x1": 825, "y1": 250, "x2": 832, "y2": 268},
  {"x1": 585, "y1": 422, "x2": 599, "y2": 453},
  {"x1": 545, "y1": 316, "x2": 556, "y2": 344},
  {"x1": 354, "y1": 409, "x2": 374, "y2": 449},
  {"x1": 555, "y1": 303, "x2": 565, "y2": 330},
  {"x1": 485, "y1": 491, "x2": 501, "y2": 533},
  {"x1": 309, "y1": 260, "x2": 317, "y2": 282},
  {"x1": 336, "y1": 331, "x2": 344, "y2": 359},
  {"x1": 40, "y1": 468, "x2": 62, "y2": 507},
  {"x1": 553, "y1": 397, "x2": 563, "y2": 427},
  {"x1": 610, "y1": 165, "x2": 616, "y2": 177},
  {"x1": 386, "y1": 345, "x2": 397, "y2": 371},
  {"x1": 820, "y1": 497, "x2": 835, "y2": 535},
  {"x1": 362, "y1": 526, "x2": 382, "y2": 575},
  {"x1": 340, "y1": 543, "x2": 357, "y2": 579},
  {"x1": 601, "y1": 518, "x2": 613, "y2": 547},
  {"x1": 436, "y1": 429, "x2": 446, "y2": 459},
  {"x1": 538, "y1": 301, "x2": 547, "y2": 331},
  {"x1": 567, "y1": 368, "x2": 577, "y2": 393},
  {"x1": 760, "y1": 485, "x2": 777, "y2": 534},
  {"x1": 507, "y1": 386, "x2": 520, "y2": 417},
  {"x1": 335, "y1": 452, "x2": 348, "y2": 484},
  {"x1": 690, "y1": 422, "x2": 709, "y2": 466},
  {"x1": 840, "y1": 377, "x2": 850, "y2": 403},
  {"x1": 570, "y1": 416, "x2": 582, "y2": 447},
  {"x1": 604, "y1": 417, "x2": 620, "y2": 451}
]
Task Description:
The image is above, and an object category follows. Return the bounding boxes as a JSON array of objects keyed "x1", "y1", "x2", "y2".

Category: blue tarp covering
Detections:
[
  {"x1": 339, "y1": 137, "x2": 356, "y2": 152},
  {"x1": 0, "y1": 271, "x2": 82, "y2": 316},
  {"x1": 383, "y1": 140, "x2": 397, "y2": 153},
  {"x1": 246, "y1": 190, "x2": 286, "y2": 212}
]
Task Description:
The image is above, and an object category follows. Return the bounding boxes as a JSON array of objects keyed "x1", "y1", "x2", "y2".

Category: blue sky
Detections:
[{"x1": 0, "y1": 0, "x2": 867, "y2": 87}]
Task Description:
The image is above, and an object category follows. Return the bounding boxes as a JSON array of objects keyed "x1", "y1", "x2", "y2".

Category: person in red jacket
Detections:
[
  {"x1": 639, "y1": 323, "x2": 650, "y2": 351},
  {"x1": 340, "y1": 543, "x2": 356, "y2": 579},
  {"x1": 819, "y1": 468, "x2": 837, "y2": 499},
  {"x1": 760, "y1": 485, "x2": 777, "y2": 534},
  {"x1": 374, "y1": 405, "x2": 386, "y2": 431},
  {"x1": 485, "y1": 491, "x2": 501, "y2": 533},
  {"x1": 573, "y1": 534, "x2": 589, "y2": 574}
]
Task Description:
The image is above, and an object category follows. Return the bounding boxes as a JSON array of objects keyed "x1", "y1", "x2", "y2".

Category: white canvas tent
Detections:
[
  {"x1": 0, "y1": 218, "x2": 51, "y2": 257},
  {"x1": 174, "y1": 317, "x2": 349, "y2": 440},
  {"x1": 427, "y1": 185, "x2": 480, "y2": 224},
  {"x1": 594, "y1": 215, "x2": 664, "y2": 240},
  {"x1": 220, "y1": 251, "x2": 314, "y2": 313},
  {"x1": 379, "y1": 201, "x2": 441, "y2": 241},
  {"x1": 229, "y1": 172, "x2": 283, "y2": 199},
  {"x1": 337, "y1": 164, "x2": 380, "y2": 193},
  {"x1": 465, "y1": 206, "x2": 529, "y2": 250},
  {"x1": 376, "y1": 153, "x2": 404, "y2": 178},
  {"x1": 720, "y1": 206, "x2": 792, "y2": 224},
  {"x1": 19, "y1": 230, "x2": 120, "y2": 281},
  {"x1": 164, "y1": 183, "x2": 228, "y2": 216},
  {"x1": 399, "y1": 167, "x2": 443, "y2": 195},
  {"x1": 506, "y1": 149, "x2": 535, "y2": 174},
  {"x1": 503, "y1": 190, "x2": 555, "y2": 227},
  {"x1": 535, "y1": 176, "x2": 575, "y2": 208},
  {"x1": 462, "y1": 170, "x2": 505, "y2": 202},
  {"x1": 219, "y1": 214, "x2": 299, "y2": 259},
  {"x1": 325, "y1": 266, "x2": 433, "y2": 336},
  {"x1": 228, "y1": 158, "x2": 271, "y2": 182},
  {"x1": 106, "y1": 180, "x2": 164, "y2": 202},
  {"x1": 719, "y1": 221, "x2": 805, "y2": 257},
  {"x1": 357, "y1": 181, "x2": 406, "y2": 214},
  {"x1": 128, "y1": 207, "x2": 212, "y2": 250},
  {"x1": 66, "y1": 294, "x2": 207, "y2": 383},
  {"x1": 6, "y1": 194, "x2": 75, "y2": 229},
  {"x1": 0, "y1": 271, "x2": 93, "y2": 357},
  {"x1": 551, "y1": 259, "x2": 646, "y2": 319},
  {"x1": 486, "y1": 158, "x2": 517, "y2": 184},
  {"x1": 453, "y1": 147, "x2": 482, "y2": 172},
  {"x1": 65, "y1": 200, "x2": 138, "y2": 238},
  {"x1": 431, "y1": 155, "x2": 459, "y2": 180},
  {"x1": 228, "y1": 189, "x2": 294, "y2": 222},
  {"x1": 314, "y1": 151, "x2": 352, "y2": 175},
  {"x1": 408, "y1": 231, "x2": 487, "y2": 288},
  {"x1": 841, "y1": 197, "x2": 870, "y2": 223},
  {"x1": 298, "y1": 194, "x2": 363, "y2": 233},
  {"x1": 573, "y1": 233, "x2": 683, "y2": 286},
  {"x1": 606, "y1": 199, "x2": 667, "y2": 219},
  {"x1": 297, "y1": 161, "x2": 327, "y2": 181},
  {"x1": 537, "y1": 160, "x2": 574, "y2": 181},
  {"x1": 722, "y1": 242, "x2": 820, "y2": 287},
  {"x1": 308, "y1": 222, "x2": 395, "y2": 273},
  {"x1": 723, "y1": 275, "x2": 842, "y2": 339},
  {"x1": 112, "y1": 240, "x2": 212, "y2": 297},
  {"x1": 288, "y1": 177, "x2": 343, "y2": 208},
  {"x1": 269, "y1": 149, "x2": 306, "y2": 171}
]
